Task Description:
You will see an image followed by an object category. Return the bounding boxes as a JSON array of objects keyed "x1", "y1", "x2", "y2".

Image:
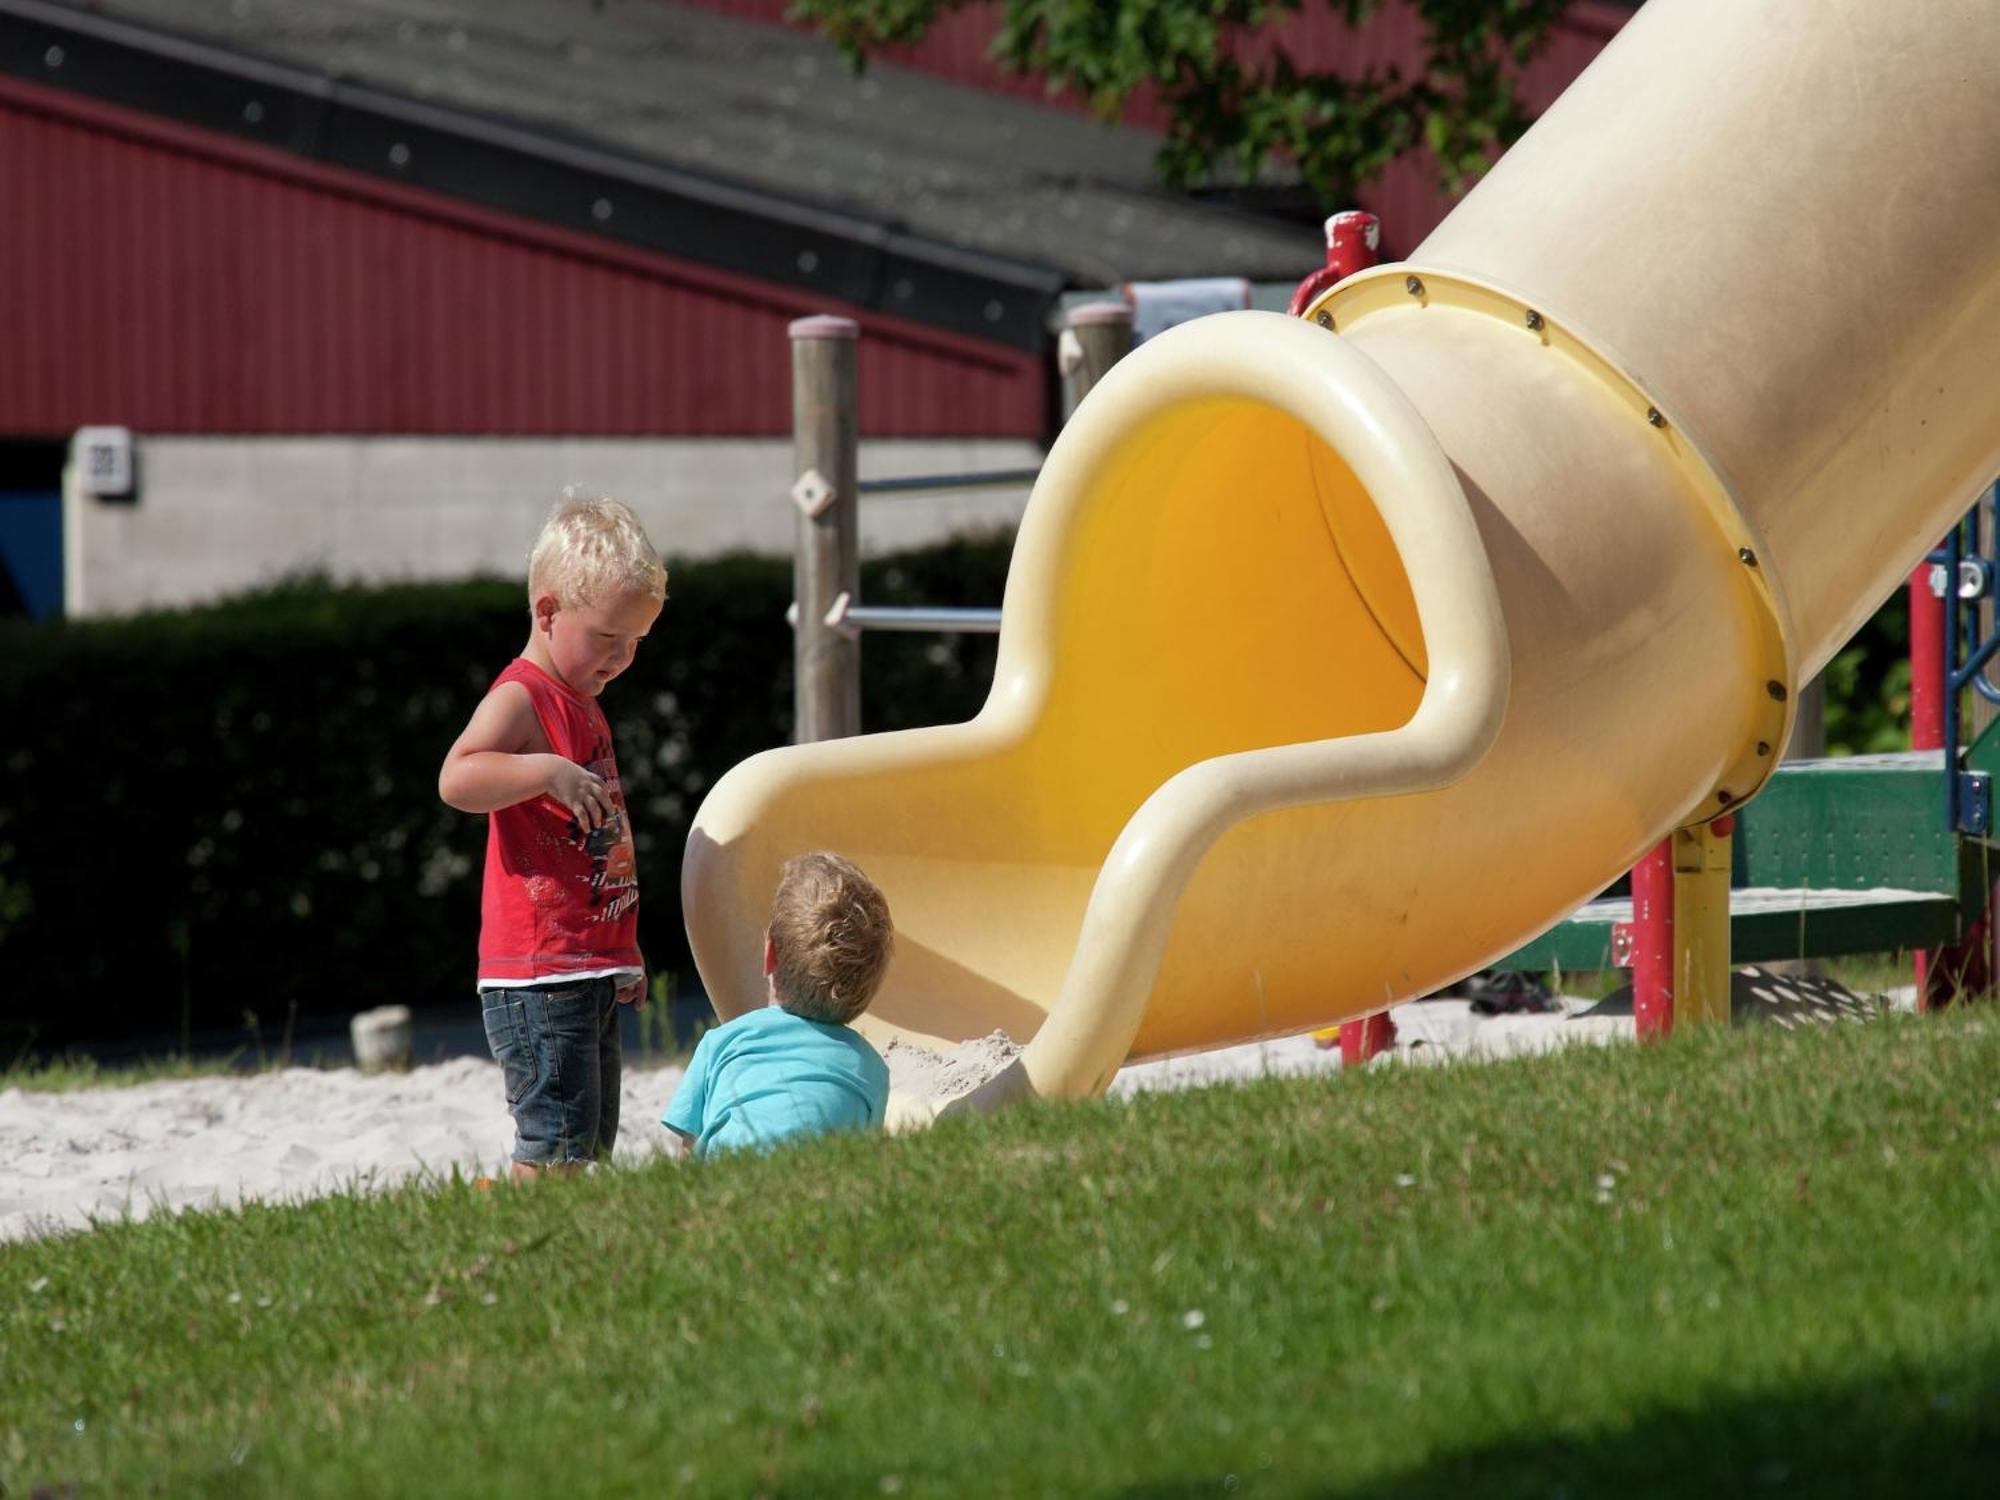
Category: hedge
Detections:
[{"x1": 0, "y1": 536, "x2": 1013, "y2": 1052}]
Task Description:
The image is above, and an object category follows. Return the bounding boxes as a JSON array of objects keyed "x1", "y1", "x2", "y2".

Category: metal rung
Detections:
[
  {"x1": 856, "y1": 468, "x2": 1040, "y2": 497},
  {"x1": 786, "y1": 600, "x2": 1001, "y2": 634},
  {"x1": 844, "y1": 605, "x2": 1000, "y2": 633}
]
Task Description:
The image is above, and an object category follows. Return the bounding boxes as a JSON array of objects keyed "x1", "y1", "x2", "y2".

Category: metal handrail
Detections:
[
  {"x1": 785, "y1": 597, "x2": 1001, "y2": 635},
  {"x1": 856, "y1": 467, "x2": 1041, "y2": 497},
  {"x1": 844, "y1": 605, "x2": 1000, "y2": 633}
]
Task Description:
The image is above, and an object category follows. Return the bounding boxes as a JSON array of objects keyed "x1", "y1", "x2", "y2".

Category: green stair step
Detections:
[
  {"x1": 1490, "y1": 750, "x2": 2000, "y2": 971},
  {"x1": 1497, "y1": 886, "x2": 1959, "y2": 972}
]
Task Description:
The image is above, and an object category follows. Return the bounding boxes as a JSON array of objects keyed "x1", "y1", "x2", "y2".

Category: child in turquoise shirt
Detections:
[{"x1": 665, "y1": 853, "x2": 892, "y2": 1156}]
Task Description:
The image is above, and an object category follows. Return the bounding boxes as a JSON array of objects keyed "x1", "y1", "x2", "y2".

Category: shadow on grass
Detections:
[{"x1": 1113, "y1": 1355, "x2": 1999, "y2": 1499}]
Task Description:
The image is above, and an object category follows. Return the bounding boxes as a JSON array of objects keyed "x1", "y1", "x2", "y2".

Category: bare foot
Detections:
[{"x1": 509, "y1": 1160, "x2": 586, "y2": 1182}]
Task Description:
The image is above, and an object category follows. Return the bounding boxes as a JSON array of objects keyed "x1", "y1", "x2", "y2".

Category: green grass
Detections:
[
  {"x1": 1, "y1": 1052, "x2": 247, "y2": 1094},
  {"x1": 4, "y1": 1011, "x2": 1996, "y2": 1498}
]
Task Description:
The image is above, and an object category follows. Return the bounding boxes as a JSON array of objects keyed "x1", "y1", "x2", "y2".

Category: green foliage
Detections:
[
  {"x1": 0, "y1": 537, "x2": 1014, "y2": 1052},
  {"x1": 2, "y1": 1011, "x2": 1996, "y2": 1495},
  {"x1": 791, "y1": 0, "x2": 1578, "y2": 208},
  {"x1": 1824, "y1": 591, "x2": 1913, "y2": 757}
]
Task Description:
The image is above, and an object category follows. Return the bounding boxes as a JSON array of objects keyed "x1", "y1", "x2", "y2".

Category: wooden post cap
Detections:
[
  {"x1": 1068, "y1": 301, "x2": 1133, "y2": 328},
  {"x1": 789, "y1": 315, "x2": 860, "y2": 340}
]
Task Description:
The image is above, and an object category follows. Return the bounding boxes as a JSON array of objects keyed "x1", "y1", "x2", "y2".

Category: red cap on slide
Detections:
[{"x1": 1287, "y1": 210, "x2": 1383, "y2": 318}]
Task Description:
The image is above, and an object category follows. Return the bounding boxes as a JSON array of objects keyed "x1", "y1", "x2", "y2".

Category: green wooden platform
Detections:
[
  {"x1": 1494, "y1": 750, "x2": 1999, "y2": 972},
  {"x1": 1498, "y1": 885, "x2": 1961, "y2": 971}
]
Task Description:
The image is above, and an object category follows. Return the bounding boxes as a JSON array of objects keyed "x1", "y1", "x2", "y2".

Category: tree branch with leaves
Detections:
[{"x1": 791, "y1": 0, "x2": 1579, "y2": 210}]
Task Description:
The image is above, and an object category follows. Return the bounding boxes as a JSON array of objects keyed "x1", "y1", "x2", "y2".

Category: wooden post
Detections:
[
  {"x1": 789, "y1": 315, "x2": 861, "y2": 743},
  {"x1": 1785, "y1": 673, "x2": 1826, "y2": 759},
  {"x1": 1063, "y1": 302, "x2": 1133, "y2": 409}
]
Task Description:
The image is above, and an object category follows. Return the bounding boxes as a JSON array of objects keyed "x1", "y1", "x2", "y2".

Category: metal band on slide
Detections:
[{"x1": 1312, "y1": 265, "x2": 1799, "y2": 823}]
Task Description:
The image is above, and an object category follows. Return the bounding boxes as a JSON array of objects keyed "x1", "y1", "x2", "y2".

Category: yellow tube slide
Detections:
[{"x1": 684, "y1": 0, "x2": 2000, "y2": 1109}]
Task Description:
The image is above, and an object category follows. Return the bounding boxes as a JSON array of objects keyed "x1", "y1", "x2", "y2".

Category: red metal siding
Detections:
[
  {"x1": 680, "y1": 0, "x2": 1629, "y2": 254},
  {"x1": 0, "y1": 77, "x2": 1045, "y2": 439}
]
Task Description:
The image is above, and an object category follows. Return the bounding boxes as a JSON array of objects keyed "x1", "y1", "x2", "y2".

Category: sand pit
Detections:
[
  {"x1": 0, "y1": 1038, "x2": 1027, "y2": 1240},
  {"x1": 0, "y1": 1058, "x2": 684, "y2": 1244}
]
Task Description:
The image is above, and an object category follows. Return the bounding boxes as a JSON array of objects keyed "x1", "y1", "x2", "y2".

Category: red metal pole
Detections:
[
  {"x1": 1908, "y1": 561, "x2": 1948, "y2": 1007},
  {"x1": 1338, "y1": 1012, "x2": 1395, "y2": 1066},
  {"x1": 1292, "y1": 209, "x2": 1395, "y2": 1063},
  {"x1": 1910, "y1": 562, "x2": 1945, "y2": 751},
  {"x1": 1287, "y1": 210, "x2": 1382, "y2": 316},
  {"x1": 1631, "y1": 838, "x2": 1675, "y2": 1039}
]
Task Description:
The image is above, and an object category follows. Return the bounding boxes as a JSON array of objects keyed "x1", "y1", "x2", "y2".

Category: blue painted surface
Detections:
[{"x1": 0, "y1": 490, "x2": 62, "y2": 620}]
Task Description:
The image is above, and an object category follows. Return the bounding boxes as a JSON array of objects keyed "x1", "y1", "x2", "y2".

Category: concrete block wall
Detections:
[{"x1": 61, "y1": 435, "x2": 1041, "y2": 617}]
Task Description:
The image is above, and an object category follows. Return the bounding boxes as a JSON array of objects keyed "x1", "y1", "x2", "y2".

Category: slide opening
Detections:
[
  {"x1": 848, "y1": 393, "x2": 1438, "y2": 1049},
  {"x1": 1023, "y1": 393, "x2": 1431, "y2": 853}
]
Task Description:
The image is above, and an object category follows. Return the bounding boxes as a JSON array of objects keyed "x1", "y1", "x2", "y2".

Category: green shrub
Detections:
[
  {"x1": 1822, "y1": 588, "x2": 1913, "y2": 756},
  {"x1": 0, "y1": 536, "x2": 1012, "y2": 1051}
]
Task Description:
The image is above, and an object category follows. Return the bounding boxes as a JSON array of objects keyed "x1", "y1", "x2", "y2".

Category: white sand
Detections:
[
  {"x1": 0, "y1": 1058, "x2": 684, "y2": 1244},
  {"x1": 881, "y1": 1030, "x2": 1024, "y2": 1102},
  {"x1": 2, "y1": 970, "x2": 1896, "y2": 1243},
  {"x1": 1114, "y1": 995, "x2": 1645, "y2": 1093}
]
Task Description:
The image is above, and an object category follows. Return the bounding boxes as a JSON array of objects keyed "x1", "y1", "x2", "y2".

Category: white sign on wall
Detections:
[{"x1": 72, "y1": 426, "x2": 135, "y2": 499}]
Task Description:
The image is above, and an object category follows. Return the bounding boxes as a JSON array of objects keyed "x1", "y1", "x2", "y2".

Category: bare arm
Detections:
[
  {"x1": 616, "y1": 964, "x2": 648, "y2": 1009},
  {"x1": 438, "y1": 681, "x2": 614, "y2": 826}
]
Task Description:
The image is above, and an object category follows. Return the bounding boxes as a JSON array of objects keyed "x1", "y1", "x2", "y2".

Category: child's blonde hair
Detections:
[
  {"x1": 527, "y1": 489, "x2": 668, "y2": 610},
  {"x1": 768, "y1": 852, "x2": 894, "y2": 1025}
]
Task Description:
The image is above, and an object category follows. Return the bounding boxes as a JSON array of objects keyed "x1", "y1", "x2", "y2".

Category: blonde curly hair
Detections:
[
  {"x1": 768, "y1": 853, "x2": 894, "y2": 1025},
  {"x1": 527, "y1": 489, "x2": 668, "y2": 610}
]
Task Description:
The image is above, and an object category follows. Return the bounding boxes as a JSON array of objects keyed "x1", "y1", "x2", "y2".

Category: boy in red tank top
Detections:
[{"x1": 439, "y1": 493, "x2": 667, "y2": 1179}]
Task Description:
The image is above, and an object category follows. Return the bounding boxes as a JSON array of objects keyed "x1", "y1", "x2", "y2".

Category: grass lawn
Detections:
[
  {"x1": 3, "y1": 1009, "x2": 1995, "y2": 1498},
  {"x1": 1, "y1": 1055, "x2": 248, "y2": 1095}
]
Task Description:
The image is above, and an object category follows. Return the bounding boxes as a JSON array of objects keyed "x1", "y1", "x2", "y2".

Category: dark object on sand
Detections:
[{"x1": 1463, "y1": 970, "x2": 1558, "y2": 1016}]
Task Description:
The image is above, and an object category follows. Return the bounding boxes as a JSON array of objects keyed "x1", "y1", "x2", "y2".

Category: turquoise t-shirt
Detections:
[{"x1": 662, "y1": 1004, "x2": 889, "y2": 1157}]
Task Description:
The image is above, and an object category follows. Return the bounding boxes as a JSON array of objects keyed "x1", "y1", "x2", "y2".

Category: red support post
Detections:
[
  {"x1": 1910, "y1": 562, "x2": 1946, "y2": 751},
  {"x1": 1292, "y1": 209, "x2": 1395, "y2": 1063},
  {"x1": 1338, "y1": 1013, "x2": 1395, "y2": 1067},
  {"x1": 1908, "y1": 560, "x2": 1951, "y2": 1008},
  {"x1": 1631, "y1": 837, "x2": 1676, "y2": 1039}
]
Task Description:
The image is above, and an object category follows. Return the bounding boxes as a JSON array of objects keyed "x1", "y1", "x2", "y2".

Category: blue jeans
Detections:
[{"x1": 480, "y1": 977, "x2": 622, "y2": 1166}]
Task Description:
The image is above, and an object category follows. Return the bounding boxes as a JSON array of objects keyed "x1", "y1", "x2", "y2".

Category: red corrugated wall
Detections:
[
  {"x1": 679, "y1": 0, "x2": 1630, "y2": 255},
  {"x1": 0, "y1": 76, "x2": 1046, "y2": 439}
]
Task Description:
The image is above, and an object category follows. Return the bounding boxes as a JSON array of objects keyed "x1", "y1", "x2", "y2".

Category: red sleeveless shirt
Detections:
[{"x1": 477, "y1": 658, "x2": 643, "y2": 985}]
